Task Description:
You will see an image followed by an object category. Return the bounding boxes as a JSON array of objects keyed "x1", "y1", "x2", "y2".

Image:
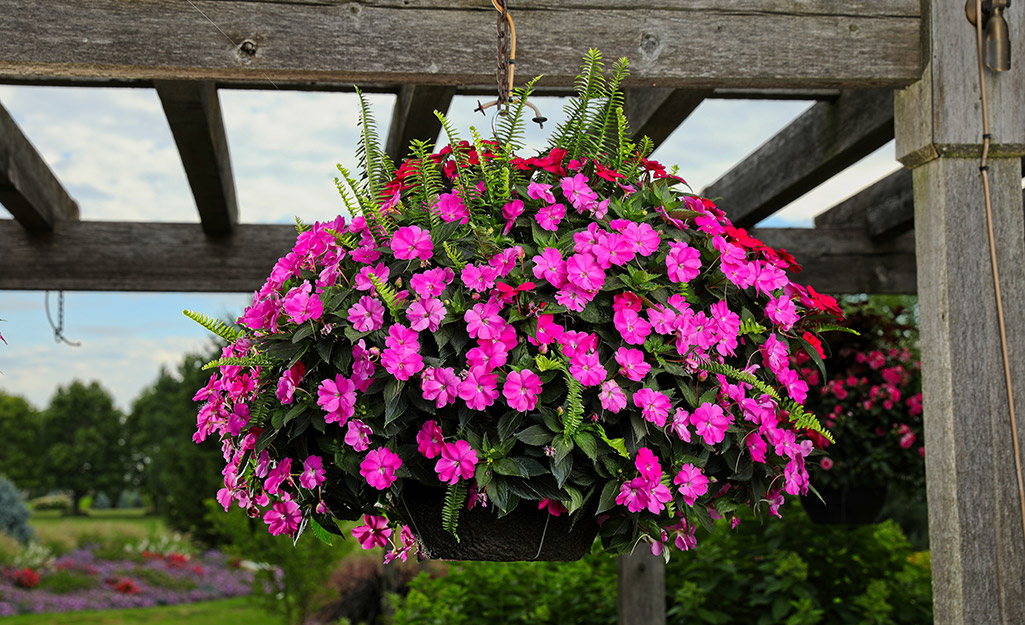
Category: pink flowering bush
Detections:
[
  {"x1": 188, "y1": 51, "x2": 844, "y2": 561},
  {"x1": 799, "y1": 300, "x2": 923, "y2": 494}
]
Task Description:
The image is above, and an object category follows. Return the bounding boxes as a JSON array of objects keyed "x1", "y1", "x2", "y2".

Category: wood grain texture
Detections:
[
  {"x1": 0, "y1": 221, "x2": 914, "y2": 293},
  {"x1": 617, "y1": 552, "x2": 665, "y2": 625},
  {"x1": 155, "y1": 80, "x2": 239, "y2": 234},
  {"x1": 894, "y1": 0, "x2": 1025, "y2": 166},
  {"x1": 0, "y1": 101, "x2": 79, "y2": 230},
  {"x1": 814, "y1": 168, "x2": 913, "y2": 240},
  {"x1": 0, "y1": 1, "x2": 921, "y2": 89},
  {"x1": 0, "y1": 221, "x2": 295, "y2": 292},
  {"x1": 625, "y1": 88, "x2": 710, "y2": 149},
  {"x1": 912, "y1": 157, "x2": 1025, "y2": 625},
  {"x1": 385, "y1": 85, "x2": 456, "y2": 163},
  {"x1": 702, "y1": 89, "x2": 895, "y2": 228}
]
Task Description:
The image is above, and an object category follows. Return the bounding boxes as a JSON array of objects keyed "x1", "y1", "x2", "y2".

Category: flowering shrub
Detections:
[
  {"x1": 189, "y1": 51, "x2": 844, "y2": 560},
  {"x1": 11, "y1": 567, "x2": 40, "y2": 588},
  {"x1": 799, "y1": 300, "x2": 923, "y2": 494}
]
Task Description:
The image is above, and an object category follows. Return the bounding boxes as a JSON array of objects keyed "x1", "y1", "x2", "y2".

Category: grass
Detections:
[
  {"x1": 30, "y1": 509, "x2": 170, "y2": 551},
  {"x1": 0, "y1": 597, "x2": 279, "y2": 625}
]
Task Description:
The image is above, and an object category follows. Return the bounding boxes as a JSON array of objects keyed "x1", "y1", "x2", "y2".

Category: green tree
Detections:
[
  {"x1": 0, "y1": 392, "x2": 44, "y2": 491},
  {"x1": 130, "y1": 351, "x2": 226, "y2": 543},
  {"x1": 42, "y1": 380, "x2": 130, "y2": 514}
]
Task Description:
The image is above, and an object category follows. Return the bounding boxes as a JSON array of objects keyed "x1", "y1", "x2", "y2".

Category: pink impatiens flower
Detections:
[
  {"x1": 360, "y1": 447, "x2": 402, "y2": 490},
  {"x1": 420, "y1": 366, "x2": 461, "y2": 408},
  {"x1": 282, "y1": 281, "x2": 323, "y2": 324},
  {"x1": 417, "y1": 420, "x2": 445, "y2": 458},
  {"x1": 633, "y1": 388, "x2": 671, "y2": 427},
  {"x1": 435, "y1": 440, "x2": 478, "y2": 484},
  {"x1": 432, "y1": 189, "x2": 469, "y2": 223},
  {"x1": 348, "y1": 295, "x2": 385, "y2": 332},
  {"x1": 599, "y1": 380, "x2": 628, "y2": 413},
  {"x1": 527, "y1": 181, "x2": 556, "y2": 204},
  {"x1": 351, "y1": 514, "x2": 392, "y2": 549},
  {"x1": 536, "y1": 203, "x2": 566, "y2": 231},
  {"x1": 615, "y1": 347, "x2": 651, "y2": 382},
  {"x1": 276, "y1": 363, "x2": 305, "y2": 405},
  {"x1": 691, "y1": 402, "x2": 731, "y2": 446},
  {"x1": 569, "y1": 351, "x2": 607, "y2": 387},
  {"x1": 317, "y1": 374, "x2": 356, "y2": 424},
  {"x1": 390, "y1": 225, "x2": 433, "y2": 260},
  {"x1": 345, "y1": 419, "x2": 372, "y2": 452},
  {"x1": 560, "y1": 173, "x2": 599, "y2": 212},
  {"x1": 407, "y1": 297, "x2": 446, "y2": 332},
  {"x1": 666, "y1": 242, "x2": 702, "y2": 283},
  {"x1": 299, "y1": 455, "x2": 326, "y2": 489},
  {"x1": 531, "y1": 248, "x2": 568, "y2": 288},
  {"x1": 410, "y1": 267, "x2": 454, "y2": 298},
  {"x1": 464, "y1": 302, "x2": 506, "y2": 340},
  {"x1": 503, "y1": 369, "x2": 542, "y2": 412},
  {"x1": 613, "y1": 308, "x2": 652, "y2": 345},
  {"x1": 674, "y1": 463, "x2": 709, "y2": 506},
  {"x1": 458, "y1": 367, "x2": 499, "y2": 411},
  {"x1": 766, "y1": 295, "x2": 799, "y2": 331},
  {"x1": 264, "y1": 500, "x2": 302, "y2": 536},
  {"x1": 565, "y1": 253, "x2": 605, "y2": 292}
]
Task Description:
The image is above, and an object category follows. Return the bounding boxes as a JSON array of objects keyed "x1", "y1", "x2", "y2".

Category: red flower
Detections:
[
  {"x1": 113, "y1": 578, "x2": 141, "y2": 594},
  {"x1": 12, "y1": 567, "x2": 40, "y2": 589},
  {"x1": 594, "y1": 161, "x2": 625, "y2": 181}
]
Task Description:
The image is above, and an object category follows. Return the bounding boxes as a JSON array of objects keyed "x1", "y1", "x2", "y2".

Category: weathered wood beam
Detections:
[
  {"x1": 0, "y1": 100, "x2": 78, "y2": 230},
  {"x1": 0, "y1": 221, "x2": 915, "y2": 293},
  {"x1": 618, "y1": 552, "x2": 665, "y2": 625},
  {"x1": 0, "y1": 221, "x2": 295, "y2": 292},
  {"x1": 814, "y1": 168, "x2": 914, "y2": 240},
  {"x1": 625, "y1": 88, "x2": 711, "y2": 149},
  {"x1": 702, "y1": 89, "x2": 895, "y2": 227},
  {"x1": 894, "y1": 1, "x2": 1025, "y2": 622},
  {"x1": 155, "y1": 80, "x2": 238, "y2": 235},
  {"x1": 750, "y1": 227, "x2": 916, "y2": 294},
  {"x1": 385, "y1": 85, "x2": 456, "y2": 164},
  {"x1": 0, "y1": 1, "x2": 921, "y2": 90}
]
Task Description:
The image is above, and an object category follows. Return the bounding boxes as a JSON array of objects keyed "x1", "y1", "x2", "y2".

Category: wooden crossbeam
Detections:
[
  {"x1": 750, "y1": 227, "x2": 917, "y2": 294},
  {"x1": 814, "y1": 168, "x2": 913, "y2": 239},
  {"x1": 702, "y1": 90, "x2": 895, "y2": 227},
  {"x1": 155, "y1": 80, "x2": 239, "y2": 235},
  {"x1": 0, "y1": 1, "x2": 921, "y2": 90},
  {"x1": 0, "y1": 220, "x2": 915, "y2": 293},
  {"x1": 0, "y1": 100, "x2": 78, "y2": 230},
  {"x1": 385, "y1": 85, "x2": 457, "y2": 164},
  {"x1": 625, "y1": 88, "x2": 711, "y2": 150}
]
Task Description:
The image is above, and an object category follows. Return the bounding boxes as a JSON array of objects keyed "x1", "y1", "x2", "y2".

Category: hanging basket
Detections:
[
  {"x1": 801, "y1": 484, "x2": 888, "y2": 525},
  {"x1": 399, "y1": 482, "x2": 599, "y2": 561}
]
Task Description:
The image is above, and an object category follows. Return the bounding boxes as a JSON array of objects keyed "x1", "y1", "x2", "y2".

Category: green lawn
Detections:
[
  {"x1": 0, "y1": 598, "x2": 279, "y2": 625},
  {"x1": 30, "y1": 509, "x2": 170, "y2": 550}
]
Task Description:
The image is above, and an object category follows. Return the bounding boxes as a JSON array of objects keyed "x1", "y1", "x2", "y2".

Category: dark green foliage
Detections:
[
  {"x1": 0, "y1": 476, "x2": 34, "y2": 543},
  {"x1": 42, "y1": 381, "x2": 131, "y2": 514},
  {"x1": 0, "y1": 392, "x2": 44, "y2": 492},
  {"x1": 36, "y1": 569, "x2": 99, "y2": 594},
  {"x1": 390, "y1": 510, "x2": 933, "y2": 625},
  {"x1": 130, "y1": 352, "x2": 227, "y2": 544}
]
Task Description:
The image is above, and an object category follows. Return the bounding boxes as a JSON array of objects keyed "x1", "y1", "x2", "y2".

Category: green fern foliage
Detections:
[
  {"x1": 783, "y1": 401, "x2": 835, "y2": 442},
  {"x1": 562, "y1": 370, "x2": 585, "y2": 436},
  {"x1": 408, "y1": 140, "x2": 444, "y2": 229},
  {"x1": 294, "y1": 216, "x2": 310, "y2": 234},
  {"x1": 183, "y1": 310, "x2": 240, "y2": 343},
  {"x1": 202, "y1": 355, "x2": 274, "y2": 371},
  {"x1": 442, "y1": 481, "x2": 467, "y2": 541},
  {"x1": 739, "y1": 318, "x2": 768, "y2": 336},
  {"x1": 354, "y1": 86, "x2": 395, "y2": 203},
  {"x1": 442, "y1": 241, "x2": 467, "y2": 270},
  {"x1": 368, "y1": 273, "x2": 402, "y2": 319}
]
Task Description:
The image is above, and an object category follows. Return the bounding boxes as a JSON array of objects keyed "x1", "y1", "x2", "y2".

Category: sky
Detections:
[{"x1": 0, "y1": 84, "x2": 901, "y2": 412}]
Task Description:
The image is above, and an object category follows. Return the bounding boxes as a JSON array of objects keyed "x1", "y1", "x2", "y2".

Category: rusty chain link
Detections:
[{"x1": 495, "y1": 0, "x2": 511, "y2": 107}]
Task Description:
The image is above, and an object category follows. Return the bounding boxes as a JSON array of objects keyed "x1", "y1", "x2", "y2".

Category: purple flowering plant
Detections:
[{"x1": 187, "y1": 51, "x2": 844, "y2": 561}]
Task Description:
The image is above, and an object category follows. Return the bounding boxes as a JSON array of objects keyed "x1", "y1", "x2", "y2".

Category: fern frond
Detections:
[
  {"x1": 442, "y1": 481, "x2": 467, "y2": 541},
  {"x1": 562, "y1": 370, "x2": 585, "y2": 436},
  {"x1": 202, "y1": 355, "x2": 274, "y2": 371},
  {"x1": 534, "y1": 354, "x2": 564, "y2": 372},
  {"x1": 548, "y1": 49, "x2": 605, "y2": 158},
  {"x1": 337, "y1": 165, "x2": 395, "y2": 238},
  {"x1": 494, "y1": 75, "x2": 542, "y2": 154},
  {"x1": 184, "y1": 310, "x2": 240, "y2": 343},
  {"x1": 324, "y1": 228, "x2": 359, "y2": 249},
  {"x1": 442, "y1": 241, "x2": 467, "y2": 270},
  {"x1": 354, "y1": 86, "x2": 395, "y2": 203},
  {"x1": 739, "y1": 318, "x2": 768, "y2": 336},
  {"x1": 249, "y1": 393, "x2": 273, "y2": 428},
  {"x1": 435, "y1": 111, "x2": 482, "y2": 213},
  {"x1": 782, "y1": 401, "x2": 835, "y2": 443},
  {"x1": 408, "y1": 140, "x2": 443, "y2": 229},
  {"x1": 294, "y1": 216, "x2": 310, "y2": 234},
  {"x1": 367, "y1": 273, "x2": 402, "y2": 319},
  {"x1": 695, "y1": 360, "x2": 781, "y2": 403},
  {"x1": 590, "y1": 56, "x2": 629, "y2": 159},
  {"x1": 334, "y1": 167, "x2": 363, "y2": 219}
]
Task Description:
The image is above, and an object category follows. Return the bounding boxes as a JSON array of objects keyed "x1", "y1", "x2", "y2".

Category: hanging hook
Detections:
[{"x1": 485, "y1": 0, "x2": 546, "y2": 129}]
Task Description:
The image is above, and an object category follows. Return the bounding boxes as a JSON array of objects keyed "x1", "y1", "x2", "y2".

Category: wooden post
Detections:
[
  {"x1": 894, "y1": 2, "x2": 1025, "y2": 623},
  {"x1": 617, "y1": 551, "x2": 665, "y2": 625}
]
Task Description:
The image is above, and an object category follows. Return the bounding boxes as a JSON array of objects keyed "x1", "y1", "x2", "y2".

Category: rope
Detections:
[
  {"x1": 491, "y1": 0, "x2": 517, "y2": 106},
  {"x1": 973, "y1": 0, "x2": 1025, "y2": 551}
]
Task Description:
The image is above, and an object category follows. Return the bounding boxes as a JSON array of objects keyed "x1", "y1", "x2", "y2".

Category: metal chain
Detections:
[
  {"x1": 45, "y1": 290, "x2": 81, "y2": 347},
  {"x1": 496, "y1": 0, "x2": 511, "y2": 106}
]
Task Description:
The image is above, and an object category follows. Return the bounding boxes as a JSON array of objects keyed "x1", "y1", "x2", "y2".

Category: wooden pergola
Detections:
[{"x1": 0, "y1": 2, "x2": 1022, "y2": 623}]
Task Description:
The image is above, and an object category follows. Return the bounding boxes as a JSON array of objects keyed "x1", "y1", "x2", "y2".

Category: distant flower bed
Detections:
[{"x1": 0, "y1": 546, "x2": 253, "y2": 615}]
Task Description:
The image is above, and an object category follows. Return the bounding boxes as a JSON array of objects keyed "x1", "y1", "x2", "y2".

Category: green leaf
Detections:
[
  {"x1": 597, "y1": 480, "x2": 620, "y2": 514},
  {"x1": 594, "y1": 424, "x2": 630, "y2": 458},
  {"x1": 552, "y1": 454, "x2": 573, "y2": 488},
  {"x1": 292, "y1": 323, "x2": 316, "y2": 344},
  {"x1": 573, "y1": 432, "x2": 598, "y2": 460},
  {"x1": 553, "y1": 435, "x2": 575, "y2": 463},
  {"x1": 698, "y1": 385, "x2": 719, "y2": 407},
  {"x1": 516, "y1": 425, "x2": 554, "y2": 446},
  {"x1": 309, "y1": 517, "x2": 334, "y2": 546},
  {"x1": 492, "y1": 458, "x2": 522, "y2": 477}
]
